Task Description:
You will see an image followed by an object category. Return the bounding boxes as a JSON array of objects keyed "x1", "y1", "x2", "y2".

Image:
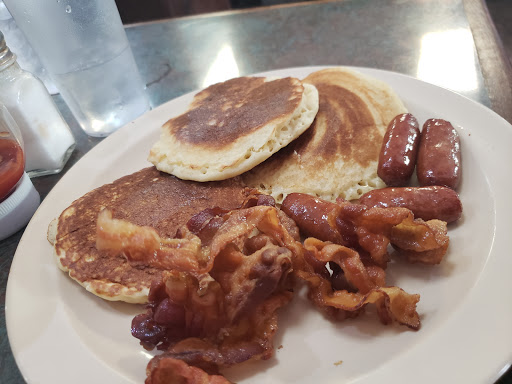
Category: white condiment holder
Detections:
[{"x1": 0, "y1": 172, "x2": 40, "y2": 240}]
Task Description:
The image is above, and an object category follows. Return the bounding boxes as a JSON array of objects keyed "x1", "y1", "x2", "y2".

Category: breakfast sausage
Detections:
[
  {"x1": 281, "y1": 193, "x2": 342, "y2": 243},
  {"x1": 417, "y1": 119, "x2": 461, "y2": 189},
  {"x1": 378, "y1": 113, "x2": 421, "y2": 186},
  {"x1": 359, "y1": 186, "x2": 462, "y2": 223}
]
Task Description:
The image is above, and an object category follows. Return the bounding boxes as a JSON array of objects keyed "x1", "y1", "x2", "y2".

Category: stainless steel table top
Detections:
[{"x1": 1, "y1": 0, "x2": 511, "y2": 382}]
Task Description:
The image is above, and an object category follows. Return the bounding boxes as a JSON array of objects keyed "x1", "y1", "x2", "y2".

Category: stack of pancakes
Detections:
[
  {"x1": 48, "y1": 67, "x2": 407, "y2": 303},
  {"x1": 243, "y1": 68, "x2": 407, "y2": 203}
]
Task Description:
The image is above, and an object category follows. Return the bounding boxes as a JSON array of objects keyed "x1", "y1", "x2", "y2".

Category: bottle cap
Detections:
[
  {"x1": 0, "y1": 172, "x2": 40, "y2": 240},
  {"x1": 0, "y1": 30, "x2": 16, "y2": 70}
]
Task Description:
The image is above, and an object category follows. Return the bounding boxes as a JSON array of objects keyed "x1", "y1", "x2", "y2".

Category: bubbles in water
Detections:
[{"x1": 65, "y1": 5, "x2": 71, "y2": 13}]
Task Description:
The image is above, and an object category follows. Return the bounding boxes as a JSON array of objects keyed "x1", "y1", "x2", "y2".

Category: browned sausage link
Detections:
[
  {"x1": 359, "y1": 186, "x2": 462, "y2": 223},
  {"x1": 378, "y1": 113, "x2": 421, "y2": 186},
  {"x1": 281, "y1": 193, "x2": 342, "y2": 243},
  {"x1": 417, "y1": 119, "x2": 461, "y2": 189}
]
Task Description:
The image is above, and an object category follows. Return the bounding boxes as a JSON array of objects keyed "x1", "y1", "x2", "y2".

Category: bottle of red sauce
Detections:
[
  {"x1": 0, "y1": 131, "x2": 24, "y2": 201},
  {"x1": 0, "y1": 103, "x2": 40, "y2": 240}
]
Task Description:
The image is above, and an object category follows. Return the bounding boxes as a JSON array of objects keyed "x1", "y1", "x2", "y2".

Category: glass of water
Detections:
[{"x1": 3, "y1": 0, "x2": 150, "y2": 137}]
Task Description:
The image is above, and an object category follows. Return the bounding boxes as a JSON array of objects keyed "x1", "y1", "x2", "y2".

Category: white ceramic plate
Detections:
[{"x1": 6, "y1": 66, "x2": 512, "y2": 384}]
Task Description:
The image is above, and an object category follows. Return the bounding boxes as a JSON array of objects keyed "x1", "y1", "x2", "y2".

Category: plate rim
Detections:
[{"x1": 6, "y1": 65, "x2": 512, "y2": 384}]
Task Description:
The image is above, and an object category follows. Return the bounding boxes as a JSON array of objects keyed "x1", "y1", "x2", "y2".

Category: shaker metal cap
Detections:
[{"x1": 0, "y1": 30, "x2": 15, "y2": 69}]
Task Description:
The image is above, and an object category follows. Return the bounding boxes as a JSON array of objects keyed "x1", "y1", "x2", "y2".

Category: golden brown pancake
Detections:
[
  {"x1": 148, "y1": 76, "x2": 319, "y2": 181},
  {"x1": 48, "y1": 167, "x2": 258, "y2": 303},
  {"x1": 242, "y1": 67, "x2": 408, "y2": 203}
]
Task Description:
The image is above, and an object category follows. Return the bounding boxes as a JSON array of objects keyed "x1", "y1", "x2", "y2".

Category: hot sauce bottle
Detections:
[
  {"x1": 0, "y1": 131, "x2": 24, "y2": 201},
  {"x1": 0, "y1": 103, "x2": 39, "y2": 240}
]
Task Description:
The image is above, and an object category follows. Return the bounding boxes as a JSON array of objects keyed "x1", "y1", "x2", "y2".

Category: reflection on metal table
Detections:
[{"x1": 1, "y1": 0, "x2": 511, "y2": 383}]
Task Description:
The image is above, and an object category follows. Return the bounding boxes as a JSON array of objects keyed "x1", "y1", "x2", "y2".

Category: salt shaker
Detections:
[
  {"x1": 0, "y1": 103, "x2": 40, "y2": 240},
  {"x1": 0, "y1": 30, "x2": 75, "y2": 177},
  {"x1": 0, "y1": 1, "x2": 57, "y2": 94}
]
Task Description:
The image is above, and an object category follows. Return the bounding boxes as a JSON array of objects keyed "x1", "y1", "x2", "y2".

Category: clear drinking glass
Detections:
[{"x1": 3, "y1": 0, "x2": 150, "y2": 137}]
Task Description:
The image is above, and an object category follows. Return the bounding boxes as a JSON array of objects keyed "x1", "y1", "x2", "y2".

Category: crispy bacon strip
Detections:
[
  {"x1": 299, "y1": 238, "x2": 377, "y2": 294},
  {"x1": 146, "y1": 355, "x2": 231, "y2": 384},
  {"x1": 282, "y1": 193, "x2": 449, "y2": 268},
  {"x1": 97, "y1": 205, "x2": 302, "y2": 273},
  {"x1": 156, "y1": 289, "x2": 292, "y2": 368},
  {"x1": 341, "y1": 201, "x2": 449, "y2": 267},
  {"x1": 297, "y1": 238, "x2": 421, "y2": 329},
  {"x1": 96, "y1": 209, "x2": 204, "y2": 272},
  {"x1": 97, "y1": 195, "x2": 436, "y2": 384},
  {"x1": 347, "y1": 205, "x2": 412, "y2": 267},
  {"x1": 100, "y1": 205, "x2": 302, "y2": 373},
  {"x1": 390, "y1": 218, "x2": 449, "y2": 264}
]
